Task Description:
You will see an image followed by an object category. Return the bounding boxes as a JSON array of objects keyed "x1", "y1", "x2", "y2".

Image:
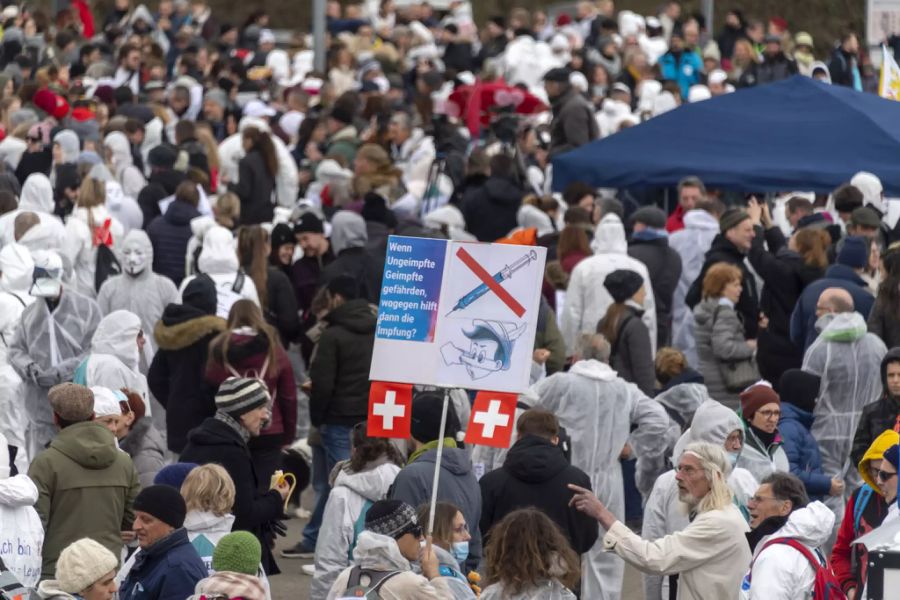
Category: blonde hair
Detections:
[
  {"x1": 180, "y1": 464, "x2": 236, "y2": 516},
  {"x1": 214, "y1": 192, "x2": 241, "y2": 229},
  {"x1": 682, "y1": 442, "x2": 734, "y2": 513},
  {"x1": 76, "y1": 177, "x2": 106, "y2": 209}
]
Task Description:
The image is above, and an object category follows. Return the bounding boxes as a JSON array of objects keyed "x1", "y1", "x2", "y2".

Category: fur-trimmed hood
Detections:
[{"x1": 154, "y1": 314, "x2": 226, "y2": 350}]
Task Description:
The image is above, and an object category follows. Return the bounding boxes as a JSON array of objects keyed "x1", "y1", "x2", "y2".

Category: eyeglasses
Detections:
[
  {"x1": 675, "y1": 465, "x2": 699, "y2": 475},
  {"x1": 453, "y1": 522, "x2": 469, "y2": 534},
  {"x1": 876, "y1": 469, "x2": 898, "y2": 482},
  {"x1": 756, "y1": 409, "x2": 781, "y2": 420}
]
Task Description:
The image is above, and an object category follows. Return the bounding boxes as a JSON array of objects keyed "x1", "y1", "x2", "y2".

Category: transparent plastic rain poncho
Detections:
[
  {"x1": 78, "y1": 309, "x2": 148, "y2": 398},
  {"x1": 0, "y1": 243, "x2": 35, "y2": 456},
  {"x1": 642, "y1": 399, "x2": 759, "y2": 600},
  {"x1": 7, "y1": 287, "x2": 101, "y2": 461},
  {"x1": 529, "y1": 359, "x2": 668, "y2": 600},
  {"x1": 802, "y1": 311, "x2": 887, "y2": 528}
]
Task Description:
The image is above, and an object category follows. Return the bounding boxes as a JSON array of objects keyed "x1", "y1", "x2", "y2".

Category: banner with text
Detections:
[{"x1": 370, "y1": 235, "x2": 547, "y2": 393}]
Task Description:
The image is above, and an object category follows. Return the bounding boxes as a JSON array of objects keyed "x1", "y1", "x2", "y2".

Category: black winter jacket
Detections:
[
  {"x1": 147, "y1": 200, "x2": 201, "y2": 285},
  {"x1": 320, "y1": 247, "x2": 384, "y2": 305},
  {"x1": 747, "y1": 225, "x2": 824, "y2": 383},
  {"x1": 148, "y1": 302, "x2": 226, "y2": 453},
  {"x1": 601, "y1": 305, "x2": 655, "y2": 396},
  {"x1": 264, "y1": 266, "x2": 300, "y2": 344},
  {"x1": 686, "y1": 234, "x2": 759, "y2": 339},
  {"x1": 479, "y1": 435, "x2": 598, "y2": 554},
  {"x1": 309, "y1": 299, "x2": 376, "y2": 427},
  {"x1": 461, "y1": 175, "x2": 524, "y2": 242},
  {"x1": 628, "y1": 235, "x2": 682, "y2": 347},
  {"x1": 138, "y1": 168, "x2": 187, "y2": 228},
  {"x1": 179, "y1": 417, "x2": 285, "y2": 575},
  {"x1": 851, "y1": 347, "x2": 900, "y2": 467},
  {"x1": 229, "y1": 149, "x2": 275, "y2": 225}
]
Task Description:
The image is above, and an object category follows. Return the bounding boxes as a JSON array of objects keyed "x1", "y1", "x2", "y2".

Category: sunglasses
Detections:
[{"x1": 876, "y1": 469, "x2": 898, "y2": 482}]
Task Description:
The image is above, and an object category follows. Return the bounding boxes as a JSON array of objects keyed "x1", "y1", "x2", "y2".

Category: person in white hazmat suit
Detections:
[
  {"x1": 179, "y1": 225, "x2": 260, "y2": 319},
  {"x1": 7, "y1": 250, "x2": 101, "y2": 462},
  {"x1": 0, "y1": 172, "x2": 67, "y2": 250},
  {"x1": 88, "y1": 162, "x2": 144, "y2": 233},
  {"x1": 0, "y1": 431, "x2": 43, "y2": 593},
  {"x1": 527, "y1": 333, "x2": 668, "y2": 600},
  {"x1": 73, "y1": 309, "x2": 149, "y2": 404},
  {"x1": 0, "y1": 243, "x2": 35, "y2": 474},
  {"x1": 96, "y1": 229, "x2": 179, "y2": 360},
  {"x1": 739, "y1": 499, "x2": 835, "y2": 600},
  {"x1": 802, "y1": 304, "x2": 886, "y2": 532},
  {"x1": 642, "y1": 399, "x2": 759, "y2": 600},
  {"x1": 560, "y1": 213, "x2": 657, "y2": 357}
]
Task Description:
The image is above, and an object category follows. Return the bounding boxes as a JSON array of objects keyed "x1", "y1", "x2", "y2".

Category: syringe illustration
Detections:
[{"x1": 445, "y1": 249, "x2": 538, "y2": 316}]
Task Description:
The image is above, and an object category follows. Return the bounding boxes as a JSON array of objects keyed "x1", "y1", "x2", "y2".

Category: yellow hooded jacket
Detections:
[{"x1": 859, "y1": 429, "x2": 900, "y2": 493}]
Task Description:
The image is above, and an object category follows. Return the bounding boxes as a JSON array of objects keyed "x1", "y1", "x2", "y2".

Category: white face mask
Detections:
[
  {"x1": 30, "y1": 277, "x2": 62, "y2": 298},
  {"x1": 123, "y1": 248, "x2": 148, "y2": 276},
  {"x1": 727, "y1": 451, "x2": 741, "y2": 468}
]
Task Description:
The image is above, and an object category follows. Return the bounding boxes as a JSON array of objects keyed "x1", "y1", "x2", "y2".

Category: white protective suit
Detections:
[
  {"x1": 75, "y1": 310, "x2": 149, "y2": 401},
  {"x1": 739, "y1": 501, "x2": 835, "y2": 600},
  {"x1": 179, "y1": 225, "x2": 259, "y2": 318},
  {"x1": 642, "y1": 399, "x2": 759, "y2": 600},
  {"x1": 560, "y1": 214, "x2": 657, "y2": 356},
  {"x1": 7, "y1": 287, "x2": 101, "y2": 462},
  {"x1": 0, "y1": 466, "x2": 44, "y2": 591},
  {"x1": 89, "y1": 163, "x2": 143, "y2": 232},
  {"x1": 802, "y1": 311, "x2": 886, "y2": 529},
  {"x1": 61, "y1": 205, "x2": 125, "y2": 298},
  {"x1": 310, "y1": 461, "x2": 402, "y2": 599},
  {"x1": 501, "y1": 35, "x2": 556, "y2": 93},
  {"x1": 103, "y1": 132, "x2": 147, "y2": 201},
  {"x1": 96, "y1": 230, "x2": 179, "y2": 358},
  {"x1": 218, "y1": 117, "x2": 299, "y2": 208},
  {"x1": 670, "y1": 209, "x2": 720, "y2": 365},
  {"x1": 0, "y1": 173, "x2": 67, "y2": 251},
  {"x1": 390, "y1": 128, "x2": 436, "y2": 194},
  {"x1": 0, "y1": 244, "x2": 35, "y2": 466},
  {"x1": 655, "y1": 381, "x2": 710, "y2": 461},
  {"x1": 529, "y1": 359, "x2": 668, "y2": 600}
]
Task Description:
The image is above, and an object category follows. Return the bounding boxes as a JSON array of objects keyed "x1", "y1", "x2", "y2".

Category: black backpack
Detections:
[
  {"x1": 340, "y1": 566, "x2": 402, "y2": 599},
  {"x1": 93, "y1": 218, "x2": 122, "y2": 292}
]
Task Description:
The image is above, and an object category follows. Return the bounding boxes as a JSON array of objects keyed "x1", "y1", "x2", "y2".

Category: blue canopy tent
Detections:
[{"x1": 552, "y1": 76, "x2": 900, "y2": 195}]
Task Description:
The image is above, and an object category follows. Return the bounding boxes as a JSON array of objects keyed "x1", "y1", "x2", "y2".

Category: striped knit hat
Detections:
[{"x1": 215, "y1": 377, "x2": 270, "y2": 417}]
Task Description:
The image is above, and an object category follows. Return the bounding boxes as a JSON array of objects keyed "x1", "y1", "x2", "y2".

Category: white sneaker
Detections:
[
  {"x1": 301, "y1": 564, "x2": 315, "y2": 576},
  {"x1": 293, "y1": 507, "x2": 312, "y2": 519}
]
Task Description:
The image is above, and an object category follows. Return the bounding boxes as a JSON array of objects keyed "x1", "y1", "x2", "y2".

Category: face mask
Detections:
[
  {"x1": 30, "y1": 277, "x2": 62, "y2": 298},
  {"x1": 123, "y1": 248, "x2": 148, "y2": 276},
  {"x1": 451, "y1": 541, "x2": 469, "y2": 563},
  {"x1": 727, "y1": 451, "x2": 740, "y2": 468}
]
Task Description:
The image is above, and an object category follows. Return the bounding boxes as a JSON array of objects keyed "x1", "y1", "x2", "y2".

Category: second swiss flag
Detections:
[
  {"x1": 464, "y1": 391, "x2": 518, "y2": 449},
  {"x1": 367, "y1": 381, "x2": 413, "y2": 439}
]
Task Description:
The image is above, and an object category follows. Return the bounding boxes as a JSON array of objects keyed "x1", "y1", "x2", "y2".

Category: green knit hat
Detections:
[{"x1": 211, "y1": 531, "x2": 261, "y2": 575}]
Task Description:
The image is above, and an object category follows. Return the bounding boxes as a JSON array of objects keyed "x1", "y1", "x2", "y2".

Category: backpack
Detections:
[
  {"x1": 346, "y1": 499, "x2": 374, "y2": 562},
  {"x1": 337, "y1": 566, "x2": 402, "y2": 599},
  {"x1": 93, "y1": 218, "x2": 121, "y2": 292},
  {"x1": 0, "y1": 557, "x2": 27, "y2": 600},
  {"x1": 749, "y1": 537, "x2": 847, "y2": 600}
]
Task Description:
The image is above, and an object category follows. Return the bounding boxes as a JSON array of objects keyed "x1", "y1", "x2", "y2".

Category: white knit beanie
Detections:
[{"x1": 56, "y1": 538, "x2": 118, "y2": 594}]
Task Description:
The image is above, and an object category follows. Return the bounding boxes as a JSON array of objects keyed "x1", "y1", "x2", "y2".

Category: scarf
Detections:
[
  {"x1": 214, "y1": 410, "x2": 251, "y2": 443},
  {"x1": 750, "y1": 423, "x2": 777, "y2": 450},
  {"x1": 408, "y1": 437, "x2": 457, "y2": 465}
]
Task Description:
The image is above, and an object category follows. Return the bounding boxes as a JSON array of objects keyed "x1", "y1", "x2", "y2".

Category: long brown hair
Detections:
[
  {"x1": 597, "y1": 302, "x2": 629, "y2": 347},
  {"x1": 793, "y1": 228, "x2": 830, "y2": 269},
  {"x1": 237, "y1": 225, "x2": 269, "y2": 309},
  {"x1": 417, "y1": 501, "x2": 463, "y2": 551},
  {"x1": 208, "y1": 299, "x2": 278, "y2": 377},
  {"x1": 556, "y1": 225, "x2": 591, "y2": 260},
  {"x1": 242, "y1": 126, "x2": 278, "y2": 178},
  {"x1": 483, "y1": 508, "x2": 581, "y2": 594}
]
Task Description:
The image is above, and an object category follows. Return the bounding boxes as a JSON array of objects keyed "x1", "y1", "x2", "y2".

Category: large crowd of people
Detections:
[{"x1": 1, "y1": 0, "x2": 900, "y2": 599}]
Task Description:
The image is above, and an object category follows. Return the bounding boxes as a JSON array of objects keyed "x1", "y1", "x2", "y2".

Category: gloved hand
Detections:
[
  {"x1": 271, "y1": 519, "x2": 287, "y2": 538},
  {"x1": 35, "y1": 366, "x2": 63, "y2": 388}
]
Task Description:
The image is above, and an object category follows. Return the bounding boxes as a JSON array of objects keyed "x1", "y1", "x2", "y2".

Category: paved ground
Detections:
[{"x1": 269, "y1": 491, "x2": 645, "y2": 600}]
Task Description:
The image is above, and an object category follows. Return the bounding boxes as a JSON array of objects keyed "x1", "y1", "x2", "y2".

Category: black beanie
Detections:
[
  {"x1": 410, "y1": 392, "x2": 460, "y2": 444},
  {"x1": 603, "y1": 269, "x2": 644, "y2": 303},
  {"x1": 293, "y1": 212, "x2": 324, "y2": 234},
  {"x1": 269, "y1": 223, "x2": 295, "y2": 249},
  {"x1": 148, "y1": 143, "x2": 178, "y2": 169},
  {"x1": 133, "y1": 484, "x2": 187, "y2": 528},
  {"x1": 327, "y1": 275, "x2": 359, "y2": 301},
  {"x1": 182, "y1": 274, "x2": 217, "y2": 315},
  {"x1": 778, "y1": 369, "x2": 821, "y2": 414},
  {"x1": 361, "y1": 192, "x2": 398, "y2": 228},
  {"x1": 364, "y1": 499, "x2": 418, "y2": 538}
]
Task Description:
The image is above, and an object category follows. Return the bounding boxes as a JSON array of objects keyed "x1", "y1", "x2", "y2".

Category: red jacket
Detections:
[
  {"x1": 831, "y1": 485, "x2": 888, "y2": 594},
  {"x1": 206, "y1": 332, "x2": 297, "y2": 445},
  {"x1": 71, "y1": 0, "x2": 95, "y2": 38},
  {"x1": 665, "y1": 203, "x2": 687, "y2": 233}
]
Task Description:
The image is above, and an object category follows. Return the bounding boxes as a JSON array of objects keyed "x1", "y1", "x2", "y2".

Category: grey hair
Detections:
[
  {"x1": 577, "y1": 333, "x2": 610, "y2": 363},
  {"x1": 681, "y1": 442, "x2": 734, "y2": 513}
]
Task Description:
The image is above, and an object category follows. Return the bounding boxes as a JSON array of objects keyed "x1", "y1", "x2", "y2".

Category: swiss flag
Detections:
[
  {"x1": 367, "y1": 381, "x2": 413, "y2": 439},
  {"x1": 465, "y1": 391, "x2": 518, "y2": 448}
]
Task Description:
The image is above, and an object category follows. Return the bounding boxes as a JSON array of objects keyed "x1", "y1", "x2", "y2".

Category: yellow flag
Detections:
[{"x1": 880, "y1": 45, "x2": 900, "y2": 100}]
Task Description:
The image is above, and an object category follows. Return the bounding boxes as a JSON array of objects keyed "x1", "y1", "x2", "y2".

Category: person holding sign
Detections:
[
  {"x1": 326, "y1": 499, "x2": 453, "y2": 599},
  {"x1": 389, "y1": 393, "x2": 483, "y2": 571}
]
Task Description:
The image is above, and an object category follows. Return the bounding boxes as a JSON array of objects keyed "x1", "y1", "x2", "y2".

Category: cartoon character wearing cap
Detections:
[{"x1": 440, "y1": 319, "x2": 526, "y2": 380}]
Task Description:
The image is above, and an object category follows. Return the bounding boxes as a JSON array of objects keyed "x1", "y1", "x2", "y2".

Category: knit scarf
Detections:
[
  {"x1": 408, "y1": 437, "x2": 457, "y2": 465},
  {"x1": 215, "y1": 410, "x2": 251, "y2": 443}
]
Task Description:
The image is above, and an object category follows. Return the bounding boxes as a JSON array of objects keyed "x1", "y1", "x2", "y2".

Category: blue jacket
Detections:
[
  {"x1": 778, "y1": 402, "x2": 831, "y2": 499},
  {"x1": 120, "y1": 528, "x2": 207, "y2": 600},
  {"x1": 147, "y1": 200, "x2": 201, "y2": 286},
  {"x1": 659, "y1": 50, "x2": 703, "y2": 98},
  {"x1": 789, "y1": 264, "x2": 875, "y2": 350}
]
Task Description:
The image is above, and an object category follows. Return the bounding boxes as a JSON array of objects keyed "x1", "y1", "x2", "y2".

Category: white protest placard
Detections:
[{"x1": 370, "y1": 235, "x2": 547, "y2": 393}]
